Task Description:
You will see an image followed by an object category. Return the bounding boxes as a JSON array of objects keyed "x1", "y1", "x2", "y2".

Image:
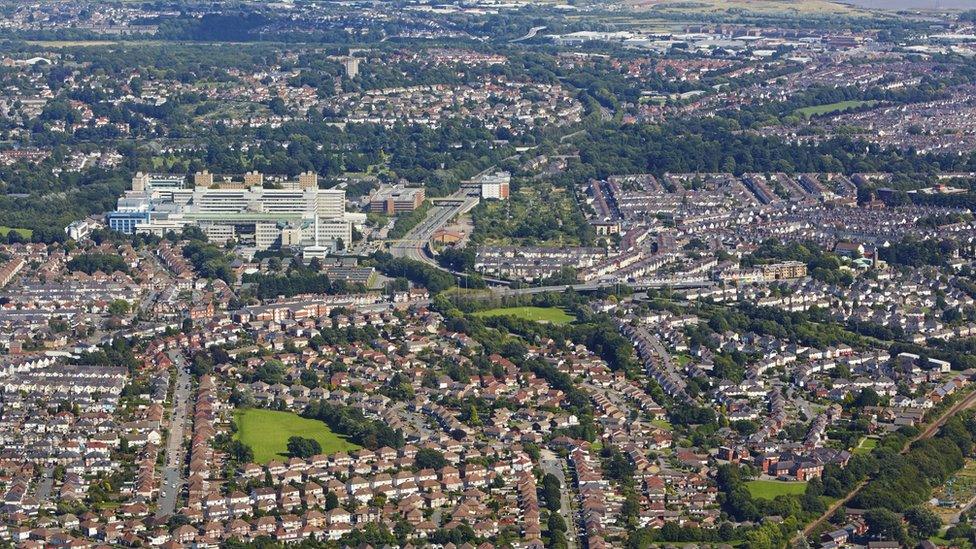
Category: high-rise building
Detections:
[
  {"x1": 298, "y1": 171, "x2": 319, "y2": 190},
  {"x1": 194, "y1": 170, "x2": 214, "y2": 188},
  {"x1": 344, "y1": 57, "x2": 360, "y2": 78},
  {"x1": 244, "y1": 171, "x2": 264, "y2": 187},
  {"x1": 479, "y1": 171, "x2": 511, "y2": 200},
  {"x1": 131, "y1": 172, "x2": 186, "y2": 192}
]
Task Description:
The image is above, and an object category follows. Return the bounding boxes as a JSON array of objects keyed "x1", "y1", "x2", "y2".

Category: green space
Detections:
[
  {"x1": 746, "y1": 479, "x2": 808, "y2": 500},
  {"x1": 795, "y1": 100, "x2": 879, "y2": 118},
  {"x1": 854, "y1": 436, "x2": 878, "y2": 455},
  {"x1": 0, "y1": 226, "x2": 33, "y2": 238},
  {"x1": 651, "y1": 418, "x2": 673, "y2": 430},
  {"x1": 928, "y1": 457, "x2": 976, "y2": 524},
  {"x1": 474, "y1": 306, "x2": 576, "y2": 324},
  {"x1": 472, "y1": 186, "x2": 589, "y2": 247},
  {"x1": 232, "y1": 408, "x2": 360, "y2": 463}
]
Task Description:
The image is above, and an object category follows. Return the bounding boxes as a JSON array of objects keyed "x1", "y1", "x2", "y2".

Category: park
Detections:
[
  {"x1": 473, "y1": 306, "x2": 576, "y2": 324},
  {"x1": 232, "y1": 408, "x2": 360, "y2": 464}
]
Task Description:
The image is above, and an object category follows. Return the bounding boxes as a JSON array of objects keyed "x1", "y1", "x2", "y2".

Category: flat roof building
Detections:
[
  {"x1": 369, "y1": 185, "x2": 426, "y2": 215},
  {"x1": 107, "y1": 172, "x2": 351, "y2": 252}
]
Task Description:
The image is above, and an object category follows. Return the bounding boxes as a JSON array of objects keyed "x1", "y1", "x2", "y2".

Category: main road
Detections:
[
  {"x1": 156, "y1": 350, "x2": 193, "y2": 518},
  {"x1": 389, "y1": 188, "x2": 481, "y2": 267}
]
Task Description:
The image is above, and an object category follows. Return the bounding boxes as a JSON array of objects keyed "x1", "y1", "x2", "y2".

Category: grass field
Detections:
[
  {"x1": 651, "y1": 419, "x2": 673, "y2": 430},
  {"x1": 795, "y1": 100, "x2": 879, "y2": 119},
  {"x1": 233, "y1": 408, "x2": 360, "y2": 464},
  {"x1": 474, "y1": 306, "x2": 576, "y2": 324},
  {"x1": 854, "y1": 436, "x2": 878, "y2": 455},
  {"x1": 746, "y1": 480, "x2": 808, "y2": 499},
  {"x1": 0, "y1": 226, "x2": 33, "y2": 238}
]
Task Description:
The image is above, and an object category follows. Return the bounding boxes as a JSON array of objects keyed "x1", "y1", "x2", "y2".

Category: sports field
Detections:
[
  {"x1": 473, "y1": 306, "x2": 576, "y2": 324},
  {"x1": 795, "y1": 100, "x2": 878, "y2": 118},
  {"x1": 746, "y1": 479, "x2": 808, "y2": 499},
  {"x1": 233, "y1": 408, "x2": 360, "y2": 463}
]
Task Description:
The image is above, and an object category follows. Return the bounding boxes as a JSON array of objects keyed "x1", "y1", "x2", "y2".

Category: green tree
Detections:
[
  {"x1": 107, "y1": 299, "x2": 130, "y2": 317},
  {"x1": 414, "y1": 448, "x2": 448, "y2": 470},
  {"x1": 286, "y1": 436, "x2": 322, "y2": 458},
  {"x1": 866, "y1": 508, "x2": 906, "y2": 544},
  {"x1": 904, "y1": 506, "x2": 941, "y2": 539}
]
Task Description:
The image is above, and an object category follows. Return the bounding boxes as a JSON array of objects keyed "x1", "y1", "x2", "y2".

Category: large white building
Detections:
[
  {"x1": 108, "y1": 173, "x2": 353, "y2": 252},
  {"x1": 476, "y1": 171, "x2": 511, "y2": 200}
]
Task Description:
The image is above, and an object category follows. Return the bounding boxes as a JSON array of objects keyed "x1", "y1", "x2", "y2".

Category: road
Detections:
[
  {"x1": 625, "y1": 323, "x2": 690, "y2": 402},
  {"x1": 511, "y1": 25, "x2": 546, "y2": 43},
  {"x1": 156, "y1": 350, "x2": 193, "y2": 518},
  {"x1": 799, "y1": 387, "x2": 976, "y2": 540},
  {"x1": 492, "y1": 278, "x2": 715, "y2": 296},
  {"x1": 540, "y1": 449, "x2": 579, "y2": 549},
  {"x1": 136, "y1": 248, "x2": 174, "y2": 318},
  {"x1": 35, "y1": 466, "x2": 54, "y2": 503},
  {"x1": 389, "y1": 189, "x2": 480, "y2": 268}
]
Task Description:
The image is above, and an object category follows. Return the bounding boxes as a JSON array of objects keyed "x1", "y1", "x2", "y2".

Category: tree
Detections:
[
  {"x1": 414, "y1": 448, "x2": 448, "y2": 470},
  {"x1": 541, "y1": 473, "x2": 561, "y2": 511},
  {"x1": 866, "y1": 508, "x2": 906, "y2": 544},
  {"x1": 325, "y1": 491, "x2": 339, "y2": 510},
  {"x1": 268, "y1": 96, "x2": 287, "y2": 115},
  {"x1": 107, "y1": 299, "x2": 130, "y2": 317},
  {"x1": 227, "y1": 440, "x2": 254, "y2": 463},
  {"x1": 300, "y1": 369, "x2": 319, "y2": 388},
  {"x1": 904, "y1": 506, "x2": 941, "y2": 539},
  {"x1": 548, "y1": 512, "x2": 567, "y2": 533},
  {"x1": 253, "y1": 360, "x2": 286, "y2": 384},
  {"x1": 286, "y1": 436, "x2": 322, "y2": 459}
]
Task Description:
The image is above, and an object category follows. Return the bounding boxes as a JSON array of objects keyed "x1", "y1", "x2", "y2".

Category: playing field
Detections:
[
  {"x1": 233, "y1": 408, "x2": 360, "y2": 463},
  {"x1": 746, "y1": 480, "x2": 808, "y2": 499},
  {"x1": 795, "y1": 100, "x2": 878, "y2": 118},
  {"x1": 473, "y1": 306, "x2": 576, "y2": 324}
]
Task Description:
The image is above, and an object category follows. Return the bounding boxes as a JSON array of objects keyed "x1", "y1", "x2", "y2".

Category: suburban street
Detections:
[
  {"x1": 540, "y1": 449, "x2": 579, "y2": 549},
  {"x1": 156, "y1": 351, "x2": 192, "y2": 518}
]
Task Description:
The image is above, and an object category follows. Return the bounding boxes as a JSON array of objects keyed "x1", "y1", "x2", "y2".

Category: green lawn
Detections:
[
  {"x1": 473, "y1": 306, "x2": 576, "y2": 324},
  {"x1": 746, "y1": 480, "x2": 808, "y2": 499},
  {"x1": 0, "y1": 226, "x2": 33, "y2": 238},
  {"x1": 795, "y1": 100, "x2": 878, "y2": 119},
  {"x1": 233, "y1": 408, "x2": 360, "y2": 464},
  {"x1": 651, "y1": 419, "x2": 673, "y2": 430},
  {"x1": 854, "y1": 436, "x2": 878, "y2": 455}
]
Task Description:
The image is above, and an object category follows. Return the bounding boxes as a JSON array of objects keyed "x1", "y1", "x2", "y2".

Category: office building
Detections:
[{"x1": 369, "y1": 185, "x2": 426, "y2": 214}]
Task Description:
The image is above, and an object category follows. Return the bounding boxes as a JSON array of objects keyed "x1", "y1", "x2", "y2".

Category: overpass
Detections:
[{"x1": 388, "y1": 189, "x2": 480, "y2": 266}]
